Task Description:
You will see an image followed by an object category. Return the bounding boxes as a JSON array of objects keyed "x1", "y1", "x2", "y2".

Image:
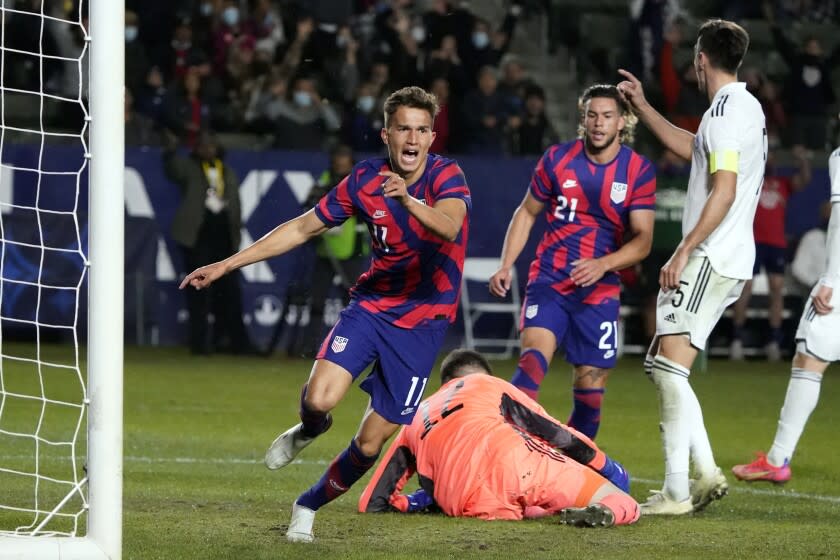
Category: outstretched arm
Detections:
[
  {"x1": 617, "y1": 68, "x2": 695, "y2": 161},
  {"x1": 489, "y1": 191, "x2": 543, "y2": 297},
  {"x1": 179, "y1": 209, "x2": 328, "y2": 290}
]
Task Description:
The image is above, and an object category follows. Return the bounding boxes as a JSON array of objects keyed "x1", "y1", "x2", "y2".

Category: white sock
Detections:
[
  {"x1": 767, "y1": 368, "x2": 822, "y2": 467},
  {"x1": 685, "y1": 382, "x2": 717, "y2": 478},
  {"x1": 651, "y1": 355, "x2": 691, "y2": 502}
]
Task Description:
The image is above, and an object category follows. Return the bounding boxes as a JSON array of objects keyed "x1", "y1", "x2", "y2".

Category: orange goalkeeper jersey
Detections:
[{"x1": 358, "y1": 374, "x2": 608, "y2": 516}]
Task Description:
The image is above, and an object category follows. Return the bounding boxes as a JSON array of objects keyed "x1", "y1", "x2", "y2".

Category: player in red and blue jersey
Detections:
[
  {"x1": 180, "y1": 86, "x2": 471, "y2": 543},
  {"x1": 490, "y1": 84, "x2": 655, "y2": 440}
]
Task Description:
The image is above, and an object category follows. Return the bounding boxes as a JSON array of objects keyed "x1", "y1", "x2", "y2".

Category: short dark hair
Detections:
[
  {"x1": 696, "y1": 19, "x2": 749, "y2": 74},
  {"x1": 577, "y1": 84, "x2": 637, "y2": 144},
  {"x1": 440, "y1": 349, "x2": 492, "y2": 384},
  {"x1": 383, "y1": 86, "x2": 439, "y2": 127}
]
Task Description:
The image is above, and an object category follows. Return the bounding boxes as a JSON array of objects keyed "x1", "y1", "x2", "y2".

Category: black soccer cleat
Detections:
[{"x1": 558, "y1": 504, "x2": 615, "y2": 528}]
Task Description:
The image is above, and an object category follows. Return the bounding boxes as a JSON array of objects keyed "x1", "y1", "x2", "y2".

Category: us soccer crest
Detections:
[
  {"x1": 525, "y1": 304, "x2": 539, "y2": 319},
  {"x1": 610, "y1": 181, "x2": 628, "y2": 204},
  {"x1": 331, "y1": 335, "x2": 349, "y2": 353}
]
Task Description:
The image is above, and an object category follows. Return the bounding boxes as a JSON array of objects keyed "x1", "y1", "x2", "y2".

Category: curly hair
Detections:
[{"x1": 576, "y1": 84, "x2": 638, "y2": 145}]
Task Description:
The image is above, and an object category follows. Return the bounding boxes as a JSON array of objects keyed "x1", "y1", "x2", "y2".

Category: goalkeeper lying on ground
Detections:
[{"x1": 358, "y1": 349, "x2": 639, "y2": 526}]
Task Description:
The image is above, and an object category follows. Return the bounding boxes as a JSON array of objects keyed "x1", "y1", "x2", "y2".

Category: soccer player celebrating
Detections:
[
  {"x1": 358, "y1": 349, "x2": 638, "y2": 527},
  {"x1": 732, "y1": 146, "x2": 840, "y2": 483},
  {"x1": 489, "y1": 84, "x2": 656, "y2": 440},
  {"x1": 617, "y1": 19, "x2": 766, "y2": 514},
  {"x1": 179, "y1": 86, "x2": 471, "y2": 542}
]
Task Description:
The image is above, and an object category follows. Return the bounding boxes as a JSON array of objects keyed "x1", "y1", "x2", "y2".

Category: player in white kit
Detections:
[
  {"x1": 732, "y1": 146, "x2": 840, "y2": 484},
  {"x1": 618, "y1": 19, "x2": 766, "y2": 514}
]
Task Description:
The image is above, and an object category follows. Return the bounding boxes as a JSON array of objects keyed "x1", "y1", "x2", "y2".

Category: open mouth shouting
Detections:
[{"x1": 400, "y1": 148, "x2": 420, "y2": 167}]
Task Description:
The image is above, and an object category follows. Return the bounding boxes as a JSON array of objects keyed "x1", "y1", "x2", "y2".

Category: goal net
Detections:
[{"x1": 0, "y1": 1, "x2": 122, "y2": 558}]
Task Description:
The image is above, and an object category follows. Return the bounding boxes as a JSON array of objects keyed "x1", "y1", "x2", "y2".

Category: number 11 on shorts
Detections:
[{"x1": 405, "y1": 376, "x2": 428, "y2": 407}]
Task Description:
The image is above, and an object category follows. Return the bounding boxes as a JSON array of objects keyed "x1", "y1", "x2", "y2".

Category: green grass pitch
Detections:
[{"x1": 2, "y1": 344, "x2": 839, "y2": 559}]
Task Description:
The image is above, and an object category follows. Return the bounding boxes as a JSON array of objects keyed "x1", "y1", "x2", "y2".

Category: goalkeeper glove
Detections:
[
  {"x1": 599, "y1": 457, "x2": 630, "y2": 493},
  {"x1": 405, "y1": 488, "x2": 434, "y2": 512}
]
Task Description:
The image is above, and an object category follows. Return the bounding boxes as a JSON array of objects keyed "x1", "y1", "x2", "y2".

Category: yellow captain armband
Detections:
[{"x1": 709, "y1": 150, "x2": 739, "y2": 173}]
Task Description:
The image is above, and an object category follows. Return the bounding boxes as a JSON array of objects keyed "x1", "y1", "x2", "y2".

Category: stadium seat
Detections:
[{"x1": 460, "y1": 257, "x2": 521, "y2": 359}]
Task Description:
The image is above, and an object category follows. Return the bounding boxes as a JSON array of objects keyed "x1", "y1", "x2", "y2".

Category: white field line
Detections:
[
  {"x1": 129, "y1": 458, "x2": 840, "y2": 504},
  {"x1": 634, "y1": 477, "x2": 840, "y2": 505},
  {"x1": 3, "y1": 454, "x2": 839, "y2": 504}
]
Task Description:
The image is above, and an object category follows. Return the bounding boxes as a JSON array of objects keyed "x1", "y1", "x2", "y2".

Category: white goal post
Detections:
[{"x1": 0, "y1": 0, "x2": 123, "y2": 558}]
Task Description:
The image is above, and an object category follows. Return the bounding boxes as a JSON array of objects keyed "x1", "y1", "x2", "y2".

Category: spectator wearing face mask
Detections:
[
  {"x1": 166, "y1": 17, "x2": 209, "y2": 83},
  {"x1": 212, "y1": 0, "x2": 256, "y2": 74},
  {"x1": 347, "y1": 81, "x2": 385, "y2": 153},
  {"x1": 125, "y1": 10, "x2": 150, "y2": 94},
  {"x1": 461, "y1": 7, "x2": 520, "y2": 88},
  {"x1": 271, "y1": 76, "x2": 342, "y2": 151}
]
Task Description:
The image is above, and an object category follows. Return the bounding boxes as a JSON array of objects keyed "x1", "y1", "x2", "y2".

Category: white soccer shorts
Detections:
[
  {"x1": 655, "y1": 256, "x2": 744, "y2": 350},
  {"x1": 795, "y1": 284, "x2": 840, "y2": 363}
]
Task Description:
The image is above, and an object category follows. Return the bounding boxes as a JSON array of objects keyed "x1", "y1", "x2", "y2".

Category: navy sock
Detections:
[
  {"x1": 296, "y1": 439, "x2": 379, "y2": 511},
  {"x1": 567, "y1": 388, "x2": 605, "y2": 439},
  {"x1": 510, "y1": 349, "x2": 549, "y2": 400},
  {"x1": 299, "y1": 384, "x2": 332, "y2": 438}
]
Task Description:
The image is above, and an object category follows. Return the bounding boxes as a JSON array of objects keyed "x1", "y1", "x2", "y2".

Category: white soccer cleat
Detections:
[
  {"x1": 265, "y1": 423, "x2": 314, "y2": 470},
  {"x1": 639, "y1": 490, "x2": 693, "y2": 516},
  {"x1": 286, "y1": 501, "x2": 315, "y2": 543},
  {"x1": 690, "y1": 467, "x2": 729, "y2": 512}
]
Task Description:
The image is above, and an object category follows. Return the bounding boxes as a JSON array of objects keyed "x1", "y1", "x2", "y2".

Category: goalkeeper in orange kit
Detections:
[{"x1": 358, "y1": 349, "x2": 639, "y2": 526}]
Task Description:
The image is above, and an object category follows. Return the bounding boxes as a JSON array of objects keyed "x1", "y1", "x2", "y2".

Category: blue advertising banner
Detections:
[{"x1": 0, "y1": 145, "x2": 831, "y2": 350}]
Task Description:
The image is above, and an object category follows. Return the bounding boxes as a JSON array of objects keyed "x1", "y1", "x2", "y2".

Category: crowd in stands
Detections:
[{"x1": 0, "y1": 0, "x2": 555, "y2": 156}]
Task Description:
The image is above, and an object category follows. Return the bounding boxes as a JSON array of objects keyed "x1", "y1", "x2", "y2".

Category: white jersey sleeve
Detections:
[{"x1": 821, "y1": 147, "x2": 840, "y2": 287}]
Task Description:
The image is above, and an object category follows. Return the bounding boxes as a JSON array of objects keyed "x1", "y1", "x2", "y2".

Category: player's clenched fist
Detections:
[
  {"x1": 179, "y1": 261, "x2": 227, "y2": 290},
  {"x1": 489, "y1": 267, "x2": 513, "y2": 297},
  {"x1": 379, "y1": 171, "x2": 410, "y2": 205}
]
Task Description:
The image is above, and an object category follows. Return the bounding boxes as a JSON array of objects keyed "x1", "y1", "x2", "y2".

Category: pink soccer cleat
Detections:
[{"x1": 732, "y1": 452, "x2": 791, "y2": 484}]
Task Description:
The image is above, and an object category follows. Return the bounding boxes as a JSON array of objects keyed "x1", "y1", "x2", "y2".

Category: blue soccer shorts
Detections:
[
  {"x1": 316, "y1": 305, "x2": 448, "y2": 425},
  {"x1": 520, "y1": 283, "x2": 620, "y2": 369},
  {"x1": 753, "y1": 243, "x2": 787, "y2": 275}
]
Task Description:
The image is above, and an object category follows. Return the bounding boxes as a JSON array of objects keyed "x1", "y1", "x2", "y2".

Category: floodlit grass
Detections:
[{"x1": 2, "y1": 344, "x2": 839, "y2": 559}]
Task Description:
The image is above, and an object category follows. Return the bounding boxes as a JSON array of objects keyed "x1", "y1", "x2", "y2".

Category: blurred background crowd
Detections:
[{"x1": 3, "y1": 0, "x2": 838, "y2": 156}]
